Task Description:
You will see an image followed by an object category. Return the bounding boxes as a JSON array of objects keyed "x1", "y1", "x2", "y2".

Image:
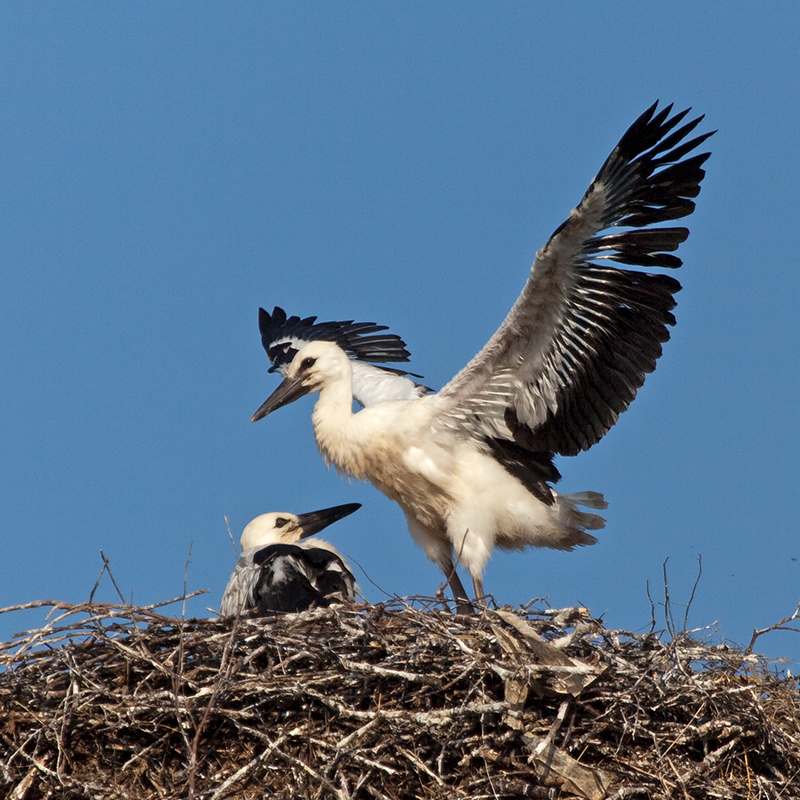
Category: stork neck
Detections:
[
  {"x1": 311, "y1": 374, "x2": 366, "y2": 477},
  {"x1": 314, "y1": 371, "x2": 355, "y2": 418}
]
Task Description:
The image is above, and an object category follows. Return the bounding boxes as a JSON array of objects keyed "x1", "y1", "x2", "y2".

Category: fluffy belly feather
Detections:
[{"x1": 315, "y1": 409, "x2": 600, "y2": 577}]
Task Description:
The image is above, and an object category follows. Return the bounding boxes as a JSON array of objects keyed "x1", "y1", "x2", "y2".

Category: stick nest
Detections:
[{"x1": 1, "y1": 598, "x2": 798, "y2": 799}]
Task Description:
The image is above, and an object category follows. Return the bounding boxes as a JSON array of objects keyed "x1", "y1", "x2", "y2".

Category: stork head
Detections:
[
  {"x1": 240, "y1": 502, "x2": 361, "y2": 550},
  {"x1": 252, "y1": 340, "x2": 351, "y2": 421}
]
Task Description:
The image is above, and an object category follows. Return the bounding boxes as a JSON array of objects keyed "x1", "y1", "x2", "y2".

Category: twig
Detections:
[
  {"x1": 746, "y1": 599, "x2": 800, "y2": 655},
  {"x1": 182, "y1": 541, "x2": 194, "y2": 620},
  {"x1": 662, "y1": 557, "x2": 676, "y2": 638},
  {"x1": 99, "y1": 550, "x2": 128, "y2": 605},
  {"x1": 1, "y1": 599, "x2": 798, "y2": 798},
  {"x1": 683, "y1": 554, "x2": 703, "y2": 631},
  {"x1": 209, "y1": 732, "x2": 291, "y2": 800},
  {"x1": 224, "y1": 515, "x2": 238, "y2": 559},
  {"x1": 341, "y1": 552, "x2": 395, "y2": 603},
  {"x1": 88, "y1": 555, "x2": 109, "y2": 603},
  {"x1": 645, "y1": 579, "x2": 656, "y2": 634}
]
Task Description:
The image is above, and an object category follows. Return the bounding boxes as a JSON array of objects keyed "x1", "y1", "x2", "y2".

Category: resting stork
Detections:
[
  {"x1": 220, "y1": 503, "x2": 360, "y2": 616},
  {"x1": 251, "y1": 103, "x2": 714, "y2": 614}
]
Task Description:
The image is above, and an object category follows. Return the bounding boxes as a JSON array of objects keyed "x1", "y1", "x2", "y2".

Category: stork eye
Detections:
[
  {"x1": 275, "y1": 517, "x2": 288, "y2": 528},
  {"x1": 301, "y1": 357, "x2": 316, "y2": 370}
]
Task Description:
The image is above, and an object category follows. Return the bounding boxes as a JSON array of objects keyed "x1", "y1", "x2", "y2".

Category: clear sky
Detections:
[{"x1": 2, "y1": 4, "x2": 799, "y2": 669}]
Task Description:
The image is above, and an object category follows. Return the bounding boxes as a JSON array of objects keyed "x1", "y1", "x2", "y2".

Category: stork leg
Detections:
[
  {"x1": 440, "y1": 555, "x2": 474, "y2": 615},
  {"x1": 472, "y1": 575, "x2": 485, "y2": 608}
]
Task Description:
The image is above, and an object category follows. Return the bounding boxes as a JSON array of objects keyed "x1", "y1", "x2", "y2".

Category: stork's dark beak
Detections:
[
  {"x1": 251, "y1": 376, "x2": 312, "y2": 422},
  {"x1": 297, "y1": 503, "x2": 362, "y2": 539}
]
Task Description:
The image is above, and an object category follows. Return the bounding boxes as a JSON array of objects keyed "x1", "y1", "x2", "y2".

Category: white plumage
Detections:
[
  {"x1": 220, "y1": 503, "x2": 359, "y2": 616},
  {"x1": 252, "y1": 103, "x2": 714, "y2": 613}
]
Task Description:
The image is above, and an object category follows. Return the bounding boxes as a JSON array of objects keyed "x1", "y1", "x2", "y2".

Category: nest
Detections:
[{"x1": 1, "y1": 596, "x2": 798, "y2": 800}]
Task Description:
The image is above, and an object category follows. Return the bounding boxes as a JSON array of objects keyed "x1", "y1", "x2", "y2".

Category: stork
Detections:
[
  {"x1": 220, "y1": 503, "x2": 360, "y2": 616},
  {"x1": 251, "y1": 102, "x2": 714, "y2": 613}
]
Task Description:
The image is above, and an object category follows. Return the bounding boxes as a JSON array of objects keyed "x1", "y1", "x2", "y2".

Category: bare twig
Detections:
[
  {"x1": 181, "y1": 541, "x2": 194, "y2": 620},
  {"x1": 683, "y1": 554, "x2": 703, "y2": 631},
  {"x1": 224, "y1": 515, "x2": 238, "y2": 559},
  {"x1": 0, "y1": 598, "x2": 798, "y2": 799},
  {"x1": 99, "y1": 550, "x2": 128, "y2": 605},
  {"x1": 746, "y1": 598, "x2": 800, "y2": 654},
  {"x1": 645, "y1": 579, "x2": 656, "y2": 634},
  {"x1": 88, "y1": 554, "x2": 109, "y2": 603},
  {"x1": 662, "y1": 557, "x2": 676, "y2": 638}
]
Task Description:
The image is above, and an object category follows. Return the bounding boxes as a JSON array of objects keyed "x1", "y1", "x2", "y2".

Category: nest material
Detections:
[{"x1": 1, "y1": 598, "x2": 798, "y2": 800}]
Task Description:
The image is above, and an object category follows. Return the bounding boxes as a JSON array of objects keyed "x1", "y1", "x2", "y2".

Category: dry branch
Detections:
[{"x1": 1, "y1": 598, "x2": 798, "y2": 799}]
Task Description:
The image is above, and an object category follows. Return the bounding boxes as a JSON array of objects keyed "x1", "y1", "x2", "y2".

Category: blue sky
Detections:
[{"x1": 2, "y1": 4, "x2": 799, "y2": 668}]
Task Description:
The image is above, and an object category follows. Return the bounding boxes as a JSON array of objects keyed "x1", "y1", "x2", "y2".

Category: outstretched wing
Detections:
[
  {"x1": 258, "y1": 306, "x2": 431, "y2": 404},
  {"x1": 436, "y1": 102, "x2": 714, "y2": 463}
]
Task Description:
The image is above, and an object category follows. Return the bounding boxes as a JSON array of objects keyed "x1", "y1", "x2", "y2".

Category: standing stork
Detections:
[
  {"x1": 251, "y1": 102, "x2": 714, "y2": 613},
  {"x1": 221, "y1": 503, "x2": 360, "y2": 616}
]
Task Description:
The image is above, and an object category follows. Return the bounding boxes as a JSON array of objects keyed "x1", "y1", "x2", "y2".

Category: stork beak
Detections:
[
  {"x1": 252, "y1": 376, "x2": 312, "y2": 422},
  {"x1": 297, "y1": 503, "x2": 362, "y2": 539}
]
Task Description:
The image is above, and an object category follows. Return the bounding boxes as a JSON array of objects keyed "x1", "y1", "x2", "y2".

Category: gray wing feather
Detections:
[
  {"x1": 436, "y1": 102, "x2": 713, "y2": 458},
  {"x1": 220, "y1": 555, "x2": 260, "y2": 616}
]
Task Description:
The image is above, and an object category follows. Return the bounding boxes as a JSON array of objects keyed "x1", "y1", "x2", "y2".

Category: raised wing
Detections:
[
  {"x1": 259, "y1": 306, "x2": 412, "y2": 371},
  {"x1": 258, "y1": 306, "x2": 430, "y2": 405},
  {"x1": 436, "y1": 102, "x2": 714, "y2": 459}
]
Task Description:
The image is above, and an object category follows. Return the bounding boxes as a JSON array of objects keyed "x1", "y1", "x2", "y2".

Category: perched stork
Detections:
[
  {"x1": 251, "y1": 103, "x2": 714, "y2": 614},
  {"x1": 220, "y1": 503, "x2": 360, "y2": 616}
]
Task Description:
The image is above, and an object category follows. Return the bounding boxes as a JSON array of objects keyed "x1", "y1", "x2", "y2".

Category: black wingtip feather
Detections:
[{"x1": 531, "y1": 102, "x2": 712, "y2": 458}]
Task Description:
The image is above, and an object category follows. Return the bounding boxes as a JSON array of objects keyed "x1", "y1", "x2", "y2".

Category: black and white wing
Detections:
[
  {"x1": 251, "y1": 543, "x2": 356, "y2": 614},
  {"x1": 222, "y1": 541, "x2": 357, "y2": 616},
  {"x1": 259, "y1": 306, "x2": 413, "y2": 370},
  {"x1": 435, "y1": 102, "x2": 714, "y2": 476},
  {"x1": 258, "y1": 306, "x2": 430, "y2": 404},
  {"x1": 221, "y1": 543, "x2": 356, "y2": 615}
]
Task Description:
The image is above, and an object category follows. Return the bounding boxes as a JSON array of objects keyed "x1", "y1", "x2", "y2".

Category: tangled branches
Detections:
[{"x1": 1, "y1": 598, "x2": 798, "y2": 799}]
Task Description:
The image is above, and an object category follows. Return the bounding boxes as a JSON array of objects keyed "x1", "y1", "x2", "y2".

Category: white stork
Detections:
[
  {"x1": 220, "y1": 503, "x2": 360, "y2": 616},
  {"x1": 251, "y1": 102, "x2": 714, "y2": 614}
]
